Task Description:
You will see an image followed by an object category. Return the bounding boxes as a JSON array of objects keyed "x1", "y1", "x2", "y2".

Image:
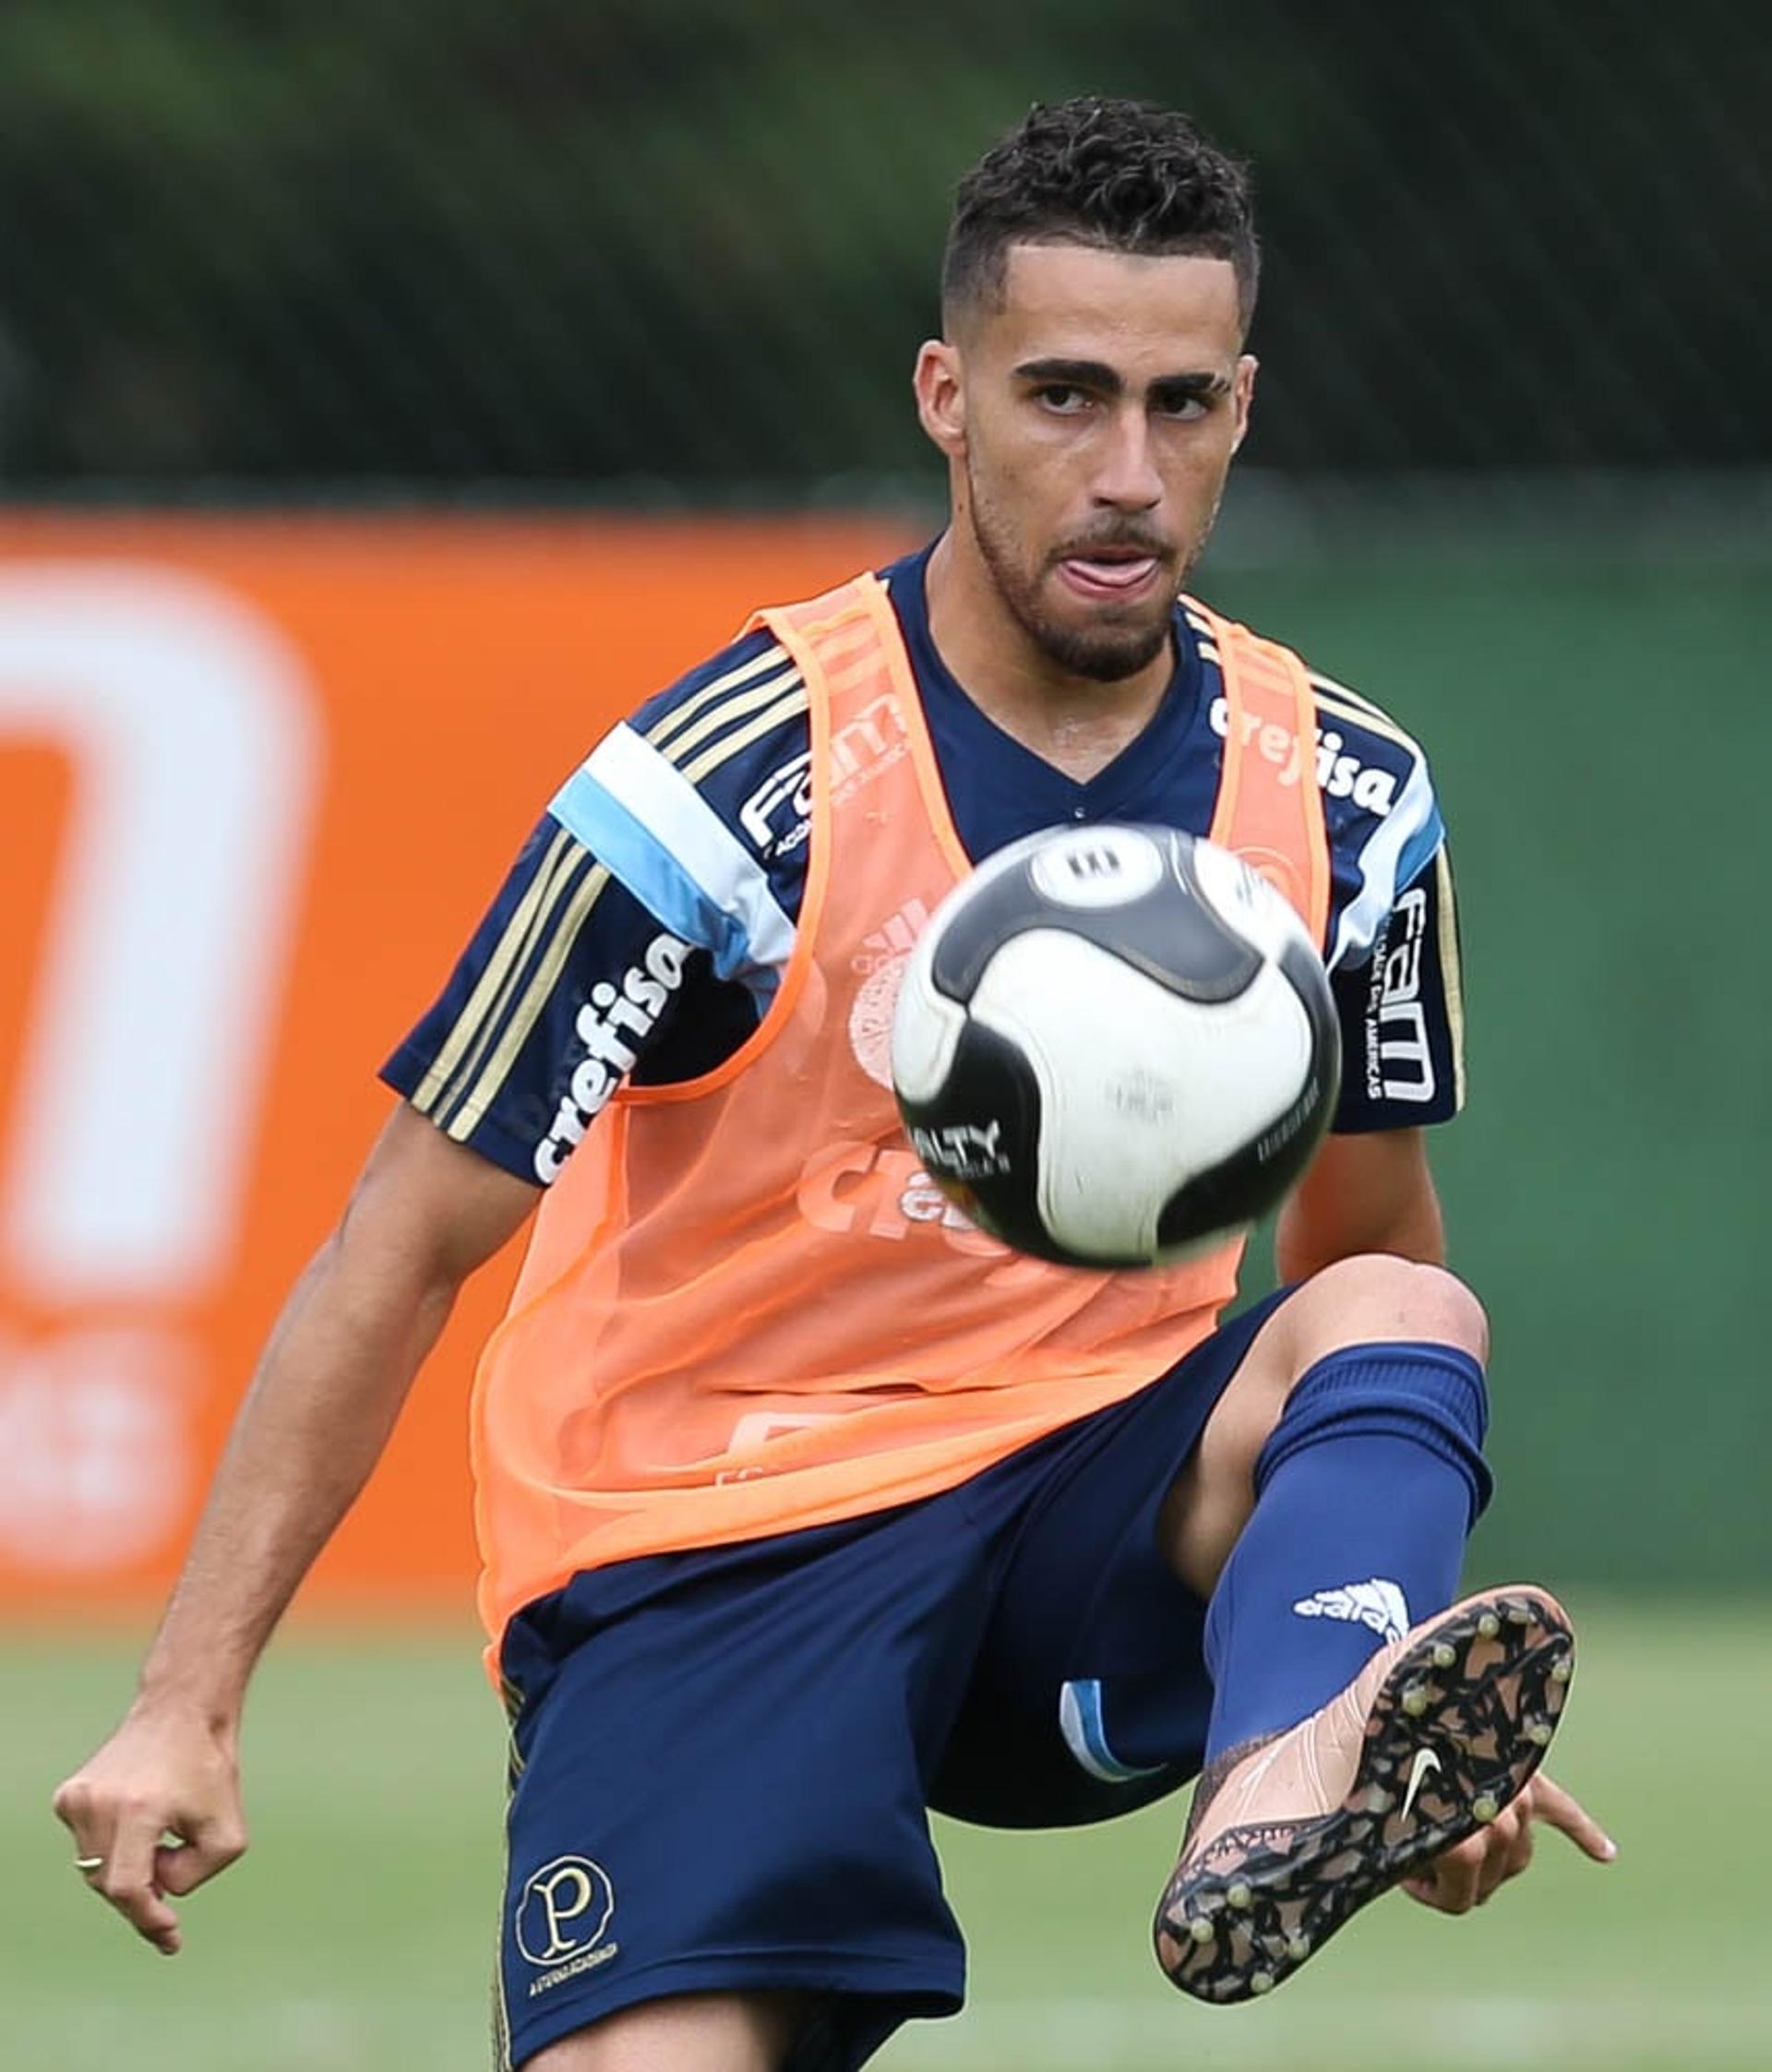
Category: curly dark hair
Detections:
[{"x1": 942, "y1": 97, "x2": 1259, "y2": 332}]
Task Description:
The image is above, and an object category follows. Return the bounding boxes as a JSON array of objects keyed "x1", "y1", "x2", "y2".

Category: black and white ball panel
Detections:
[
  {"x1": 900, "y1": 1017, "x2": 1049, "y2": 1257},
  {"x1": 927, "y1": 827, "x2": 1267, "y2": 1009},
  {"x1": 892, "y1": 825, "x2": 1341, "y2": 1270},
  {"x1": 976, "y1": 928, "x2": 1319, "y2": 1263}
]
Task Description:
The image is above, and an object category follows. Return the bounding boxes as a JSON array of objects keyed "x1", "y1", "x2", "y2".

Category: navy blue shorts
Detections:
[{"x1": 496, "y1": 1290, "x2": 1287, "y2": 2071}]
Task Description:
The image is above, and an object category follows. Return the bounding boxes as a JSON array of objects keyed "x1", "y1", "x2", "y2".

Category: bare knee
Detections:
[
  {"x1": 1278, "y1": 1253, "x2": 1488, "y2": 1371},
  {"x1": 526, "y1": 1992, "x2": 800, "y2": 2072},
  {"x1": 1203, "y1": 1256, "x2": 1487, "y2": 1486},
  {"x1": 1161, "y1": 1256, "x2": 1487, "y2": 1597}
]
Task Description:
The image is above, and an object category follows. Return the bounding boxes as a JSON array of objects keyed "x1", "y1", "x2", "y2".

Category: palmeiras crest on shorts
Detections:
[{"x1": 515, "y1": 1854, "x2": 616, "y2": 1968}]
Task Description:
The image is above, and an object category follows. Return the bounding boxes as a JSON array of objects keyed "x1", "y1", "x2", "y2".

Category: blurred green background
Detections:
[
  {"x1": 1215, "y1": 546, "x2": 1771, "y2": 1589},
  {"x1": 6, "y1": 1, "x2": 1767, "y2": 2066}
]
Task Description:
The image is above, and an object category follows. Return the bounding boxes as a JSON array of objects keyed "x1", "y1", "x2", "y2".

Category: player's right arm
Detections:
[
  {"x1": 54, "y1": 625, "x2": 811, "y2": 1956},
  {"x1": 51, "y1": 1104, "x2": 540, "y2": 1956}
]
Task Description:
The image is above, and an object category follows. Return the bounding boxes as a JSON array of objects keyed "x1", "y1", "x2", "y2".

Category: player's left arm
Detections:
[
  {"x1": 1276, "y1": 827, "x2": 1466, "y2": 1276},
  {"x1": 1275, "y1": 1126, "x2": 1445, "y2": 1276}
]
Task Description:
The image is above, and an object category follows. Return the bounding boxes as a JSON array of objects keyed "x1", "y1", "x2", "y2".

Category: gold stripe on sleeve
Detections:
[
  {"x1": 1311, "y1": 675, "x2": 1420, "y2": 756},
  {"x1": 654, "y1": 665, "x2": 803, "y2": 769},
  {"x1": 449, "y1": 863, "x2": 613, "y2": 1138},
  {"x1": 1434, "y1": 846, "x2": 1468, "y2": 1110},
  {"x1": 429, "y1": 837, "x2": 591, "y2": 1128},
  {"x1": 440, "y1": 660, "x2": 807, "y2": 1137},
  {"x1": 412, "y1": 826, "x2": 575, "y2": 1112},
  {"x1": 678, "y1": 683, "x2": 811, "y2": 789},
  {"x1": 645, "y1": 642, "x2": 788, "y2": 753}
]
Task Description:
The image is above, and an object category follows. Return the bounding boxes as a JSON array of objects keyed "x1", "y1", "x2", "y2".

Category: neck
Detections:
[{"x1": 924, "y1": 526, "x2": 1175, "y2": 784}]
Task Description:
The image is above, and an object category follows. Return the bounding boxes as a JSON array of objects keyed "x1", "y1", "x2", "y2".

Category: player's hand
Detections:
[
  {"x1": 52, "y1": 1703, "x2": 248, "y2": 1956},
  {"x1": 1400, "y1": 1771, "x2": 1615, "y2": 1914}
]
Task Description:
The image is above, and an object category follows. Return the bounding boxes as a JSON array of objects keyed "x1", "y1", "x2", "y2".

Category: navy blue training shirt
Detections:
[{"x1": 385, "y1": 542, "x2": 1466, "y2": 1185}]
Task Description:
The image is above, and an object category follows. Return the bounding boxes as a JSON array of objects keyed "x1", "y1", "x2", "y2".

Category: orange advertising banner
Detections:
[{"x1": 0, "y1": 512, "x2": 915, "y2": 1611}]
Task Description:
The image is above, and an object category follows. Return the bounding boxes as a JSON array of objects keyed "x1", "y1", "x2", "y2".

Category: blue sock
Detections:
[{"x1": 1202, "y1": 1341, "x2": 1492, "y2": 1767}]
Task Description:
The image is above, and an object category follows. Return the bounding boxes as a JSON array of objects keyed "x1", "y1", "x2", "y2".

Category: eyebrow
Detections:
[{"x1": 1012, "y1": 357, "x2": 1231, "y2": 402}]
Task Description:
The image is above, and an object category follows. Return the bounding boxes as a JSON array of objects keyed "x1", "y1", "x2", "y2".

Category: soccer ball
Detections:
[{"x1": 891, "y1": 824, "x2": 1340, "y2": 1269}]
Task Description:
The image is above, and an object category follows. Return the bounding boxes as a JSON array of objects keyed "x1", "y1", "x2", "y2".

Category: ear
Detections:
[
  {"x1": 914, "y1": 340, "x2": 967, "y2": 461},
  {"x1": 1229, "y1": 354, "x2": 1259, "y2": 457}
]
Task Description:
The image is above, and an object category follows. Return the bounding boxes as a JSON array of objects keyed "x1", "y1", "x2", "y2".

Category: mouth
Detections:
[{"x1": 1054, "y1": 551, "x2": 1166, "y2": 603}]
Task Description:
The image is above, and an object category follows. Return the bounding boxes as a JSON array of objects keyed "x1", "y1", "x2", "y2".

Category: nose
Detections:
[{"x1": 1092, "y1": 404, "x2": 1163, "y2": 512}]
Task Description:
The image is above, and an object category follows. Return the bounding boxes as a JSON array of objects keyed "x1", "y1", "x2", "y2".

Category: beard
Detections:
[{"x1": 965, "y1": 463, "x2": 1195, "y2": 684}]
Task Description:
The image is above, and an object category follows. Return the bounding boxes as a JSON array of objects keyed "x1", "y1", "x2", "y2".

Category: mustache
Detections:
[{"x1": 1050, "y1": 529, "x2": 1175, "y2": 564}]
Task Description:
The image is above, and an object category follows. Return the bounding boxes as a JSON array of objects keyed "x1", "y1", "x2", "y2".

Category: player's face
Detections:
[{"x1": 917, "y1": 244, "x2": 1255, "y2": 682}]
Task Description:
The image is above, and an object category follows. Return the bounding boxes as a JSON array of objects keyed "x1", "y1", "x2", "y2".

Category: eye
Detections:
[
  {"x1": 1035, "y1": 384, "x2": 1093, "y2": 415},
  {"x1": 1155, "y1": 390, "x2": 1211, "y2": 422}
]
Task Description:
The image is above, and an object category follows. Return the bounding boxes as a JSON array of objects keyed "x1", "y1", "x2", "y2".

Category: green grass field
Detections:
[{"x1": 7, "y1": 1601, "x2": 1766, "y2": 2071}]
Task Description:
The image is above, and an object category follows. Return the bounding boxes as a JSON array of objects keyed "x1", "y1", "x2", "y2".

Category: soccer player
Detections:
[{"x1": 55, "y1": 97, "x2": 1612, "y2": 2068}]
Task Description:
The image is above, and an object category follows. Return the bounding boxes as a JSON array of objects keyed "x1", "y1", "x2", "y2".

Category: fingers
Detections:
[
  {"x1": 1399, "y1": 1771, "x2": 1616, "y2": 1920},
  {"x1": 103, "y1": 1813, "x2": 185, "y2": 1955},
  {"x1": 155, "y1": 1836, "x2": 204, "y2": 1898},
  {"x1": 156, "y1": 1815, "x2": 248, "y2": 1898},
  {"x1": 53, "y1": 1747, "x2": 250, "y2": 1957},
  {"x1": 52, "y1": 1776, "x2": 112, "y2": 1891},
  {"x1": 1479, "y1": 1803, "x2": 1533, "y2": 1902},
  {"x1": 1405, "y1": 1825, "x2": 1495, "y2": 1914},
  {"x1": 1401, "y1": 1803, "x2": 1530, "y2": 1915},
  {"x1": 1529, "y1": 1773, "x2": 1618, "y2": 1862},
  {"x1": 53, "y1": 1782, "x2": 183, "y2": 1955},
  {"x1": 1433, "y1": 1834, "x2": 1486, "y2": 1913}
]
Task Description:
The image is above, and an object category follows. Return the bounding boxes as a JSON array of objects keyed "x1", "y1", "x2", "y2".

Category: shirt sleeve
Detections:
[
  {"x1": 1328, "y1": 838, "x2": 1467, "y2": 1132},
  {"x1": 380, "y1": 815, "x2": 714, "y2": 1184},
  {"x1": 1307, "y1": 673, "x2": 1467, "y2": 1133},
  {"x1": 381, "y1": 627, "x2": 812, "y2": 1185}
]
